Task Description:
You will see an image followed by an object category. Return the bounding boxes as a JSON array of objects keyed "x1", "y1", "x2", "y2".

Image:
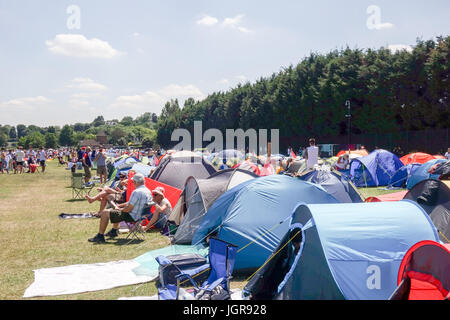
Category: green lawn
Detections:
[{"x1": 0, "y1": 161, "x2": 395, "y2": 300}]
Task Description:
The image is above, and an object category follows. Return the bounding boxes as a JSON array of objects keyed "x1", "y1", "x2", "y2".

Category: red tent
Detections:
[
  {"x1": 126, "y1": 171, "x2": 182, "y2": 211},
  {"x1": 390, "y1": 240, "x2": 450, "y2": 300},
  {"x1": 260, "y1": 162, "x2": 275, "y2": 176},
  {"x1": 365, "y1": 190, "x2": 408, "y2": 202},
  {"x1": 400, "y1": 152, "x2": 440, "y2": 165},
  {"x1": 233, "y1": 160, "x2": 261, "y2": 176}
]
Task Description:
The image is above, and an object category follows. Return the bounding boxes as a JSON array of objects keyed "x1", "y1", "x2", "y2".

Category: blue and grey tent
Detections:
[
  {"x1": 114, "y1": 156, "x2": 139, "y2": 169},
  {"x1": 150, "y1": 152, "x2": 217, "y2": 189},
  {"x1": 243, "y1": 201, "x2": 439, "y2": 300},
  {"x1": 191, "y1": 175, "x2": 339, "y2": 272},
  {"x1": 349, "y1": 149, "x2": 404, "y2": 187},
  {"x1": 406, "y1": 159, "x2": 447, "y2": 190},
  {"x1": 131, "y1": 162, "x2": 155, "y2": 177},
  {"x1": 297, "y1": 169, "x2": 364, "y2": 203},
  {"x1": 388, "y1": 163, "x2": 422, "y2": 188}
]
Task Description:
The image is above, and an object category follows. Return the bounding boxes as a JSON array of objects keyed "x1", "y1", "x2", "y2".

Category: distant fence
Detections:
[{"x1": 280, "y1": 128, "x2": 449, "y2": 155}]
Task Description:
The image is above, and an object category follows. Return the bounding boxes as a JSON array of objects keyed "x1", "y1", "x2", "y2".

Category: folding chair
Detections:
[
  {"x1": 124, "y1": 206, "x2": 151, "y2": 243},
  {"x1": 71, "y1": 173, "x2": 94, "y2": 199},
  {"x1": 156, "y1": 238, "x2": 238, "y2": 300}
]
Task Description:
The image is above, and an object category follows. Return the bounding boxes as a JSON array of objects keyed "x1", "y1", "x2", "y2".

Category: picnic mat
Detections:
[
  {"x1": 58, "y1": 213, "x2": 99, "y2": 219},
  {"x1": 23, "y1": 260, "x2": 156, "y2": 298}
]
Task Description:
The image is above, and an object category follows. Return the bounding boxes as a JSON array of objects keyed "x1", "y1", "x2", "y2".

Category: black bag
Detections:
[{"x1": 159, "y1": 253, "x2": 208, "y2": 287}]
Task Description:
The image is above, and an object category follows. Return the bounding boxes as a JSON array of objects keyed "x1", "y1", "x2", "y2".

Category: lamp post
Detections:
[{"x1": 345, "y1": 100, "x2": 351, "y2": 151}]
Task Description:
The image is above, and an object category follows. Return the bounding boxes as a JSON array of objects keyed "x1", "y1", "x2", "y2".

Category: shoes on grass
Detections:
[
  {"x1": 88, "y1": 233, "x2": 105, "y2": 243},
  {"x1": 105, "y1": 228, "x2": 118, "y2": 238}
]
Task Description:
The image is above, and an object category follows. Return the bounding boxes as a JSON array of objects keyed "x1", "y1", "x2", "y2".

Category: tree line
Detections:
[
  {"x1": 0, "y1": 113, "x2": 159, "y2": 149},
  {"x1": 155, "y1": 36, "x2": 450, "y2": 150}
]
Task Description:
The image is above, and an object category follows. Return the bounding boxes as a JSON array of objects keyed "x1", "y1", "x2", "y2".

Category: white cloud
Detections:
[
  {"x1": 109, "y1": 84, "x2": 205, "y2": 115},
  {"x1": 374, "y1": 22, "x2": 394, "y2": 30},
  {"x1": 388, "y1": 44, "x2": 413, "y2": 53},
  {"x1": 197, "y1": 15, "x2": 219, "y2": 26},
  {"x1": 0, "y1": 96, "x2": 51, "y2": 110},
  {"x1": 222, "y1": 14, "x2": 253, "y2": 33},
  {"x1": 158, "y1": 84, "x2": 205, "y2": 100},
  {"x1": 197, "y1": 14, "x2": 253, "y2": 33},
  {"x1": 46, "y1": 34, "x2": 124, "y2": 59},
  {"x1": 132, "y1": 32, "x2": 140, "y2": 37},
  {"x1": 236, "y1": 75, "x2": 247, "y2": 82},
  {"x1": 66, "y1": 77, "x2": 108, "y2": 92},
  {"x1": 237, "y1": 26, "x2": 252, "y2": 34},
  {"x1": 223, "y1": 15, "x2": 245, "y2": 28}
]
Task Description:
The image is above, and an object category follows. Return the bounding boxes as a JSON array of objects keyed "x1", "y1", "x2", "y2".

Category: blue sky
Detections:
[{"x1": 1, "y1": 0, "x2": 449, "y2": 126}]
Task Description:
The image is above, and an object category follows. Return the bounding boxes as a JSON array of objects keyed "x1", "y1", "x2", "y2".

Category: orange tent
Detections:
[
  {"x1": 400, "y1": 152, "x2": 441, "y2": 165},
  {"x1": 336, "y1": 149, "x2": 369, "y2": 157}
]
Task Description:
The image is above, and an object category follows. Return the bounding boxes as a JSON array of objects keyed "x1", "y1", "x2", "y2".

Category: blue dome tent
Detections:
[
  {"x1": 191, "y1": 175, "x2": 339, "y2": 272},
  {"x1": 388, "y1": 163, "x2": 422, "y2": 188},
  {"x1": 406, "y1": 159, "x2": 447, "y2": 190},
  {"x1": 349, "y1": 149, "x2": 404, "y2": 187},
  {"x1": 244, "y1": 201, "x2": 439, "y2": 300},
  {"x1": 297, "y1": 169, "x2": 364, "y2": 203}
]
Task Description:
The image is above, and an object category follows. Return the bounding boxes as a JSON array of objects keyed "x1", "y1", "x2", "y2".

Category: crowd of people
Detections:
[{"x1": 0, "y1": 146, "x2": 52, "y2": 174}]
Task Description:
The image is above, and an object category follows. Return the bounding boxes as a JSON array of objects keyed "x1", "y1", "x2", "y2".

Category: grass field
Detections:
[{"x1": 0, "y1": 161, "x2": 398, "y2": 300}]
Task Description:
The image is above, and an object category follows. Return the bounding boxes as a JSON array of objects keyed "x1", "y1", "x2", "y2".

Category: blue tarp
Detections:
[
  {"x1": 275, "y1": 201, "x2": 439, "y2": 300},
  {"x1": 406, "y1": 159, "x2": 447, "y2": 190},
  {"x1": 191, "y1": 175, "x2": 339, "y2": 271},
  {"x1": 349, "y1": 149, "x2": 404, "y2": 187}
]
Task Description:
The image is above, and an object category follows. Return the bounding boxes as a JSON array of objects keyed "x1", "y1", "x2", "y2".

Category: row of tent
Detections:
[
  {"x1": 111, "y1": 149, "x2": 448, "y2": 300},
  {"x1": 115, "y1": 150, "x2": 447, "y2": 250},
  {"x1": 348, "y1": 149, "x2": 447, "y2": 189},
  {"x1": 130, "y1": 157, "x2": 448, "y2": 299},
  {"x1": 108, "y1": 148, "x2": 447, "y2": 193}
]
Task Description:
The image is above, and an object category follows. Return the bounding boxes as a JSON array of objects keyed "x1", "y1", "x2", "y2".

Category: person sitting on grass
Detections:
[
  {"x1": 88, "y1": 173, "x2": 151, "y2": 243},
  {"x1": 141, "y1": 186, "x2": 172, "y2": 232},
  {"x1": 85, "y1": 172, "x2": 128, "y2": 212}
]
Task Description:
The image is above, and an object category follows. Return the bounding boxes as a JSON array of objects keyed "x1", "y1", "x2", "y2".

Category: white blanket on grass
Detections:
[{"x1": 23, "y1": 260, "x2": 157, "y2": 298}]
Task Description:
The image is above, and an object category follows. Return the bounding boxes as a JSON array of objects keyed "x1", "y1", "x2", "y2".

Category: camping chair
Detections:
[
  {"x1": 71, "y1": 173, "x2": 94, "y2": 199},
  {"x1": 156, "y1": 238, "x2": 238, "y2": 300},
  {"x1": 124, "y1": 206, "x2": 152, "y2": 243}
]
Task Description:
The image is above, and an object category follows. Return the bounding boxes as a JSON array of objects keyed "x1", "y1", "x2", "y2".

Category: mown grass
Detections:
[{"x1": 0, "y1": 161, "x2": 390, "y2": 300}]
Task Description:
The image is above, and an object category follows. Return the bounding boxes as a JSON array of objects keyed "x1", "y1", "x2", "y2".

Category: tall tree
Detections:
[{"x1": 59, "y1": 125, "x2": 74, "y2": 146}]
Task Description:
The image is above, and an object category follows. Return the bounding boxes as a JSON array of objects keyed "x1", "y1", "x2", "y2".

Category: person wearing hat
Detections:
[
  {"x1": 88, "y1": 173, "x2": 151, "y2": 243},
  {"x1": 141, "y1": 186, "x2": 172, "y2": 232}
]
